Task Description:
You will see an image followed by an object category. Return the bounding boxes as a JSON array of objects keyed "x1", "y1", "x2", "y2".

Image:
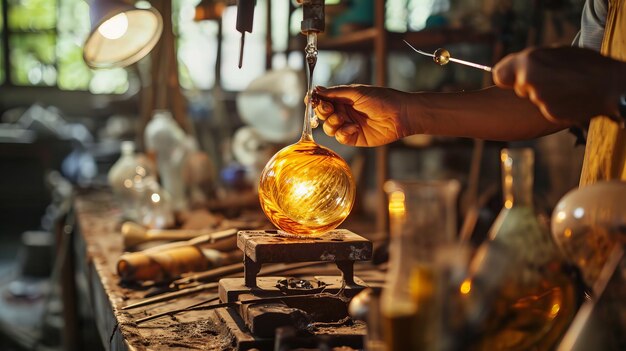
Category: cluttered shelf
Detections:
[
  {"x1": 66, "y1": 190, "x2": 385, "y2": 351},
  {"x1": 315, "y1": 27, "x2": 494, "y2": 52}
]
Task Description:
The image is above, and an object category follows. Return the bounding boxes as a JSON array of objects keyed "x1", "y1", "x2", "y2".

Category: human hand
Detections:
[
  {"x1": 493, "y1": 46, "x2": 626, "y2": 126},
  {"x1": 313, "y1": 85, "x2": 411, "y2": 146}
]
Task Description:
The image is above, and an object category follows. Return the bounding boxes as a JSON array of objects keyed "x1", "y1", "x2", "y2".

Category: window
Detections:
[
  {"x1": 2, "y1": 0, "x2": 128, "y2": 93},
  {"x1": 175, "y1": 0, "x2": 219, "y2": 90},
  {"x1": 174, "y1": 0, "x2": 280, "y2": 92}
]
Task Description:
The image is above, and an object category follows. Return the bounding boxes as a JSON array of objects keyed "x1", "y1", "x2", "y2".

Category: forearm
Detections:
[{"x1": 403, "y1": 86, "x2": 571, "y2": 141}]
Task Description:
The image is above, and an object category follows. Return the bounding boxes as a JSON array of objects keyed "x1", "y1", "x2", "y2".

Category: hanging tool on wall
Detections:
[{"x1": 236, "y1": 0, "x2": 256, "y2": 68}]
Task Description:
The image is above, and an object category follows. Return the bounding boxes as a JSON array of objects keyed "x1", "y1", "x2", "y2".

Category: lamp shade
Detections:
[{"x1": 83, "y1": 0, "x2": 163, "y2": 69}]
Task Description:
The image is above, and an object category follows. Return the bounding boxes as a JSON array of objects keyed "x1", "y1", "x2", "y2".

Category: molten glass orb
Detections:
[{"x1": 258, "y1": 139, "x2": 356, "y2": 235}]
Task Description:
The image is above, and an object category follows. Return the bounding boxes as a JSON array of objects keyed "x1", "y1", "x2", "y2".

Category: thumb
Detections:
[{"x1": 493, "y1": 54, "x2": 517, "y2": 88}]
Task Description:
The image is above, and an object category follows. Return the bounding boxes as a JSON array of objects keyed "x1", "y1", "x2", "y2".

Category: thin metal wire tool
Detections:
[{"x1": 403, "y1": 40, "x2": 493, "y2": 72}]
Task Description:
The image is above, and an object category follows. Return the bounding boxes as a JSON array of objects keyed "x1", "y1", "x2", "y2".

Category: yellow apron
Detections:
[{"x1": 579, "y1": 0, "x2": 626, "y2": 185}]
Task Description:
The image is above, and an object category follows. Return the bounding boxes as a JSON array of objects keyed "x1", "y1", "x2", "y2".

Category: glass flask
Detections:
[
  {"x1": 381, "y1": 179, "x2": 461, "y2": 351},
  {"x1": 551, "y1": 180, "x2": 626, "y2": 287},
  {"x1": 134, "y1": 176, "x2": 175, "y2": 229},
  {"x1": 257, "y1": 92, "x2": 355, "y2": 235},
  {"x1": 469, "y1": 148, "x2": 579, "y2": 351},
  {"x1": 108, "y1": 141, "x2": 154, "y2": 220}
]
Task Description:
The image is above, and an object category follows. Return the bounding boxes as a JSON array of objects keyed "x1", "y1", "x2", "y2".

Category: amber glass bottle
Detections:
[{"x1": 470, "y1": 148, "x2": 579, "y2": 350}]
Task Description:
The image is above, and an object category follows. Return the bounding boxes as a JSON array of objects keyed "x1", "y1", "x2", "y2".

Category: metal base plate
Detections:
[{"x1": 219, "y1": 275, "x2": 367, "y2": 303}]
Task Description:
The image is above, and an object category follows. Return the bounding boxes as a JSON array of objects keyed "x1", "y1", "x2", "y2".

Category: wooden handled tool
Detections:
[
  {"x1": 122, "y1": 221, "x2": 234, "y2": 248},
  {"x1": 117, "y1": 228, "x2": 240, "y2": 282},
  {"x1": 117, "y1": 246, "x2": 243, "y2": 282}
]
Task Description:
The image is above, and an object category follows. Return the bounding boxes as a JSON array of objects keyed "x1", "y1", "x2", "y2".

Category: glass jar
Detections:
[{"x1": 381, "y1": 179, "x2": 460, "y2": 351}]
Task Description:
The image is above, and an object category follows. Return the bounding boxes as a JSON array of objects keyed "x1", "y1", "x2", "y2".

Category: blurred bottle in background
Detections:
[
  {"x1": 381, "y1": 179, "x2": 461, "y2": 351},
  {"x1": 107, "y1": 141, "x2": 155, "y2": 221},
  {"x1": 468, "y1": 148, "x2": 580, "y2": 351},
  {"x1": 144, "y1": 110, "x2": 189, "y2": 211},
  {"x1": 133, "y1": 176, "x2": 175, "y2": 229}
]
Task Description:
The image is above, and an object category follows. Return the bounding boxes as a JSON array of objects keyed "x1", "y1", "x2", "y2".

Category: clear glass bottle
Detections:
[
  {"x1": 144, "y1": 110, "x2": 189, "y2": 211},
  {"x1": 381, "y1": 179, "x2": 460, "y2": 351},
  {"x1": 470, "y1": 148, "x2": 579, "y2": 351},
  {"x1": 134, "y1": 176, "x2": 175, "y2": 229},
  {"x1": 108, "y1": 141, "x2": 154, "y2": 220}
]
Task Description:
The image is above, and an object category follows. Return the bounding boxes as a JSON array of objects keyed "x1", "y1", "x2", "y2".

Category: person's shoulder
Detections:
[
  {"x1": 573, "y1": 0, "x2": 607, "y2": 51},
  {"x1": 583, "y1": 0, "x2": 608, "y2": 23}
]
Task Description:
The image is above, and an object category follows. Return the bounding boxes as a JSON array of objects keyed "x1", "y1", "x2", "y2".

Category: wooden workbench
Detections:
[
  {"x1": 67, "y1": 190, "x2": 382, "y2": 351},
  {"x1": 69, "y1": 191, "x2": 236, "y2": 351}
]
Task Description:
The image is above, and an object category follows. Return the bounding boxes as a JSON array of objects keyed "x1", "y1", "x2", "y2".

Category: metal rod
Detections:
[
  {"x1": 133, "y1": 296, "x2": 219, "y2": 324},
  {"x1": 126, "y1": 261, "x2": 331, "y2": 311},
  {"x1": 403, "y1": 40, "x2": 434, "y2": 58},
  {"x1": 122, "y1": 282, "x2": 219, "y2": 310},
  {"x1": 174, "y1": 261, "x2": 327, "y2": 287},
  {"x1": 238, "y1": 32, "x2": 245, "y2": 69},
  {"x1": 135, "y1": 287, "x2": 345, "y2": 325},
  {"x1": 172, "y1": 262, "x2": 244, "y2": 287},
  {"x1": 449, "y1": 57, "x2": 493, "y2": 72}
]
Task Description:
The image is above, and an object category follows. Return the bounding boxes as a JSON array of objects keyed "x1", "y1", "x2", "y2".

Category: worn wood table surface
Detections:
[{"x1": 72, "y1": 191, "x2": 234, "y2": 351}]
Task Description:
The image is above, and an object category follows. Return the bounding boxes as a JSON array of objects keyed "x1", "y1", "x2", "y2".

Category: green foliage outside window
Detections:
[
  {"x1": 57, "y1": 0, "x2": 91, "y2": 90},
  {"x1": 10, "y1": 33, "x2": 56, "y2": 86},
  {"x1": 8, "y1": 0, "x2": 56, "y2": 31},
  {"x1": 4, "y1": 0, "x2": 128, "y2": 93},
  {"x1": 57, "y1": 36, "x2": 90, "y2": 90}
]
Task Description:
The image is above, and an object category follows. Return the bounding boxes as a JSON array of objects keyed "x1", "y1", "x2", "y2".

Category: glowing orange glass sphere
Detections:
[{"x1": 258, "y1": 139, "x2": 356, "y2": 235}]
